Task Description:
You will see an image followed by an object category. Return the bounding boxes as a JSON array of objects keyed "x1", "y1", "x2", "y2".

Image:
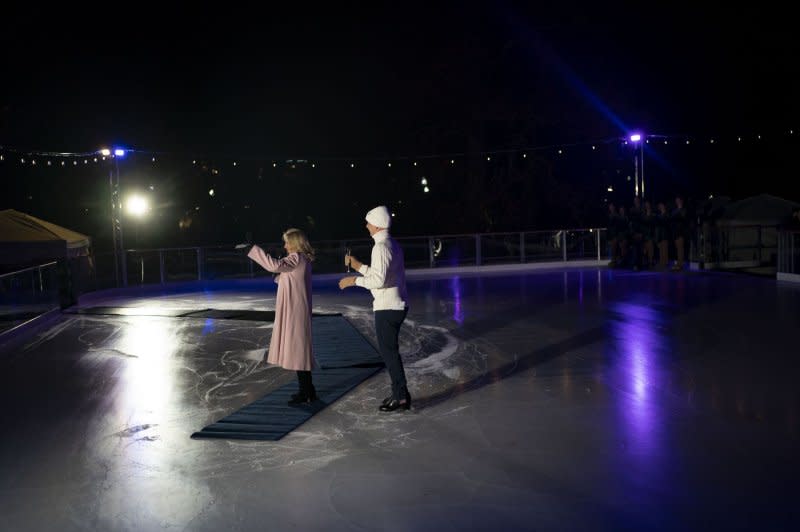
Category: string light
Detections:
[{"x1": 1, "y1": 129, "x2": 796, "y2": 173}]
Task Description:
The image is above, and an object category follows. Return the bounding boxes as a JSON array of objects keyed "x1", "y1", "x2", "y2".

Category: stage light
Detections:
[{"x1": 126, "y1": 195, "x2": 149, "y2": 216}]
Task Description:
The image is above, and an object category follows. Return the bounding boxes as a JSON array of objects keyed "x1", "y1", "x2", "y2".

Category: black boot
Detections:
[{"x1": 289, "y1": 371, "x2": 318, "y2": 405}]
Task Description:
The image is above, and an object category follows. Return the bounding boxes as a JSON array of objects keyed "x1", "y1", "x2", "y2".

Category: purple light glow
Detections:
[
  {"x1": 450, "y1": 277, "x2": 464, "y2": 324},
  {"x1": 629, "y1": 133, "x2": 642, "y2": 142}
]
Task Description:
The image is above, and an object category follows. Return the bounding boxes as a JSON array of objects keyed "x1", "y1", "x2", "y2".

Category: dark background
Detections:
[{"x1": 2, "y1": 4, "x2": 798, "y2": 248}]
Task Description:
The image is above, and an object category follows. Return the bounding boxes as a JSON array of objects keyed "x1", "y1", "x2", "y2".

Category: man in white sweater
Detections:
[{"x1": 339, "y1": 205, "x2": 411, "y2": 412}]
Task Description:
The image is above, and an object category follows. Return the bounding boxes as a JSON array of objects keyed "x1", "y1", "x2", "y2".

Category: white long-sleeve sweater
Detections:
[{"x1": 354, "y1": 230, "x2": 408, "y2": 311}]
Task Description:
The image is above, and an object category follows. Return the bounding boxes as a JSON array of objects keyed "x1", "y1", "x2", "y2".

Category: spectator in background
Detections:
[
  {"x1": 628, "y1": 197, "x2": 644, "y2": 270},
  {"x1": 615, "y1": 206, "x2": 630, "y2": 267},
  {"x1": 641, "y1": 200, "x2": 656, "y2": 269},
  {"x1": 607, "y1": 203, "x2": 620, "y2": 266},
  {"x1": 670, "y1": 196, "x2": 689, "y2": 271},
  {"x1": 655, "y1": 201, "x2": 670, "y2": 270}
]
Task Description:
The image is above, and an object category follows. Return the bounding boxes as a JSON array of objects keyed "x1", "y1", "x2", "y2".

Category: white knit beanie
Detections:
[{"x1": 365, "y1": 205, "x2": 391, "y2": 228}]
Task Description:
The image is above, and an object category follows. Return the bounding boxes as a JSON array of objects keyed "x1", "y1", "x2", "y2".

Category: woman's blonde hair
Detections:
[{"x1": 283, "y1": 228, "x2": 315, "y2": 261}]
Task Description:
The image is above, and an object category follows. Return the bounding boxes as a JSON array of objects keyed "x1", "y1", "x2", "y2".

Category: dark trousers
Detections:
[
  {"x1": 296, "y1": 370, "x2": 314, "y2": 394},
  {"x1": 375, "y1": 308, "x2": 409, "y2": 400}
]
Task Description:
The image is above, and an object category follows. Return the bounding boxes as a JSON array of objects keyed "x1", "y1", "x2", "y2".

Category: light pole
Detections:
[
  {"x1": 629, "y1": 133, "x2": 645, "y2": 199},
  {"x1": 104, "y1": 148, "x2": 128, "y2": 286}
]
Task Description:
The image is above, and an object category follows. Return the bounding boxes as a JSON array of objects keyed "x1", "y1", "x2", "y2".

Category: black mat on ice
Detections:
[
  {"x1": 67, "y1": 306, "x2": 337, "y2": 322},
  {"x1": 191, "y1": 315, "x2": 384, "y2": 441}
]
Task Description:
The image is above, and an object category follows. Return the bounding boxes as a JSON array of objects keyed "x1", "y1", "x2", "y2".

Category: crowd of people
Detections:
[{"x1": 606, "y1": 196, "x2": 689, "y2": 271}]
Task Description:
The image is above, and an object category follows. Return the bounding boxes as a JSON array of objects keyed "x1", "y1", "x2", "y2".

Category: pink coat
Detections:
[{"x1": 247, "y1": 246, "x2": 316, "y2": 371}]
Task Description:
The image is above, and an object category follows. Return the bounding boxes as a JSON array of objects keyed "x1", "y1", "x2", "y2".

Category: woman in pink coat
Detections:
[{"x1": 247, "y1": 228, "x2": 317, "y2": 405}]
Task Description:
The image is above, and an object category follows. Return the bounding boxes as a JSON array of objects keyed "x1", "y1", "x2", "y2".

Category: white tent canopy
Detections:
[
  {"x1": 717, "y1": 193, "x2": 800, "y2": 226},
  {"x1": 0, "y1": 209, "x2": 92, "y2": 266}
]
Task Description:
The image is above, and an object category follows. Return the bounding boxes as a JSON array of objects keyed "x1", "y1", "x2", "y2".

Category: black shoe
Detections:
[
  {"x1": 379, "y1": 399, "x2": 410, "y2": 412},
  {"x1": 381, "y1": 396, "x2": 393, "y2": 406}
]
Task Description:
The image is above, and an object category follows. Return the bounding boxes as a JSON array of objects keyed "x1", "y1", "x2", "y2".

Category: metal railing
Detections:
[
  {"x1": 778, "y1": 230, "x2": 799, "y2": 275},
  {"x1": 91, "y1": 228, "x2": 608, "y2": 288},
  {"x1": 0, "y1": 261, "x2": 60, "y2": 334},
  {"x1": 692, "y1": 224, "x2": 780, "y2": 268}
]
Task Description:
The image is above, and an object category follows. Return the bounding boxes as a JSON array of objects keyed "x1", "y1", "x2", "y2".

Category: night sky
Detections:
[{"x1": 2, "y1": 4, "x2": 798, "y2": 247}]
